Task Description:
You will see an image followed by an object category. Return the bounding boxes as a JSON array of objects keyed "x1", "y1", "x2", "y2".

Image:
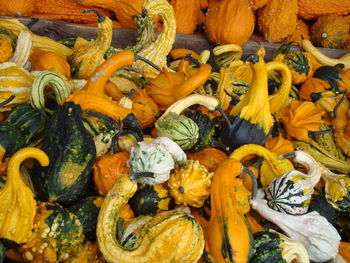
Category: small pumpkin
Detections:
[
  {"x1": 31, "y1": 48, "x2": 71, "y2": 78},
  {"x1": 170, "y1": 0, "x2": 201, "y2": 34},
  {"x1": 186, "y1": 147, "x2": 228, "y2": 172},
  {"x1": 93, "y1": 151, "x2": 130, "y2": 196},
  {"x1": 205, "y1": 0, "x2": 255, "y2": 45},
  {"x1": 311, "y1": 14, "x2": 350, "y2": 49},
  {"x1": 168, "y1": 160, "x2": 214, "y2": 208},
  {"x1": 0, "y1": 39, "x2": 12, "y2": 63},
  {"x1": 128, "y1": 183, "x2": 171, "y2": 216}
]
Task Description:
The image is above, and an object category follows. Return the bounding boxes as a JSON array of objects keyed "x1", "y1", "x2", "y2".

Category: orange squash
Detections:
[
  {"x1": 283, "y1": 19, "x2": 311, "y2": 43},
  {"x1": 205, "y1": 0, "x2": 255, "y2": 45},
  {"x1": 93, "y1": 152, "x2": 130, "y2": 196},
  {"x1": 0, "y1": 0, "x2": 34, "y2": 16},
  {"x1": 249, "y1": 0, "x2": 269, "y2": 10},
  {"x1": 297, "y1": 0, "x2": 350, "y2": 20},
  {"x1": 258, "y1": 0, "x2": 298, "y2": 42},
  {"x1": 311, "y1": 14, "x2": 350, "y2": 49},
  {"x1": 171, "y1": 0, "x2": 201, "y2": 34},
  {"x1": 187, "y1": 147, "x2": 228, "y2": 172},
  {"x1": 31, "y1": 48, "x2": 71, "y2": 78},
  {"x1": 264, "y1": 135, "x2": 295, "y2": 155},
  {"x1": 299, "y1": 78, "x2": 331, "y2": 101},
  {"x1": 0, "y1": 39, "x2": 13, "y2": 63}
]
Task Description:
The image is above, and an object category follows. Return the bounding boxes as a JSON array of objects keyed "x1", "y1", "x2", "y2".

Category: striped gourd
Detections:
[
  {"x1": 251, "y1": 228, "x2": 309, "y2": 263},
  {"x1": 265, "y1": 150, "x2": 321, "y2": 215},
  {"x1": 0, "y1": 62, "x2": 33, "y2": 111},
  {"x1": 9, "y1": 30, "x2": 32, "y2": 68},
  {"x1": 133, "y1": 0, "x2": 176, "y2": 79},
  {"x1": 30, "y1": 70, "x2": 71, "y2": 110},
  {"x1": 155, "y1": 112, "x2": 199, "y2": 150}
]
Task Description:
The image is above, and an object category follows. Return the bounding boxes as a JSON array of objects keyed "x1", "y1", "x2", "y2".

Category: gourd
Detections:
[
  {"x1": 265, "y1": 151, "x2": 321, "y2": 215},
  {"x1": 67, "y1": 241, "x2": 105, "y2": 263},
  {"x1": 313, "y1": 65, "x2": 350, "y2": 93},
  {"x1": 205, "y1": 0, "x2": 255, "y2": 45},
  {"x1": 251, "y1": 228, "x2": 310, "y2": 263},
  {"x1": 32, "y1": 102, "x2": 96, "y2": 205},
  {"x1": 297, "y1": 0, "x2": 350, "y2": 20},
  {"x1": 0, "y1": 0, "x2": 34, "y2": 16},
  {"x1": 68, "y1": 196, "x2": 104, "y2": 241},
  {"x1": 220, "y1": 47, "x2": 273, "y2": 150},
  {"x1": 171, "y1": 0, "x2": 201, "y2": 34},
  {"x1": 128, "y1": 184, "x2": 171, "y2": 216},
  {"x1": 187, "y1": 147, "x2": 228, "y2": 172},
  {"x1": 0, "y1": 147, "x2": 49, "y2": 244},
  {"x1": 251, "y1": 189, "x2": 341, "y2": 262},
  {"x1": 9, "y1": 30, "x2": 32, "y2": 68},
  {"x1": 205, "y1": 158, "x2": 255, "y2": 263},
  {"x1": 32, "y1": 0, "x2": 114, "y2": 24},
  {"x1": 67, "y1": 10, "x2": 113, "y2": 79},
  {"x1": 283, "y1": 19, "x2": 311, "y2": 43},
  {"x1": 127, "y1": 137, "x2": 187, "y2": 185},
  {"x1": 264, "y1": 135, "x2": 295, "y2": 155},
  {"x1": 168, "y1": 160, "x2": 213, "y2": 208},
  {"x1": 0, "y1": 39, "x2": 12, "y2": 63},
  {"x1": 311, "y1": 14, "x2": 350, "y2": 49},
  {"x1": 249, "y1": 0, "x2": 269, "y2": 10},
  {"x1": 299, "y1": 77, "x2": 331, "y2": 102},
  {"x1": 97, "y1": 175, "x2": 205, "y2": 263},
  {"x1": 93, "y1": 151, "x2": 130, "y2": 196},
  {"x1": 78, "y1": 0, "x2": 143, "y2": 28},
  {"x1": 18, "y1": 201, "x2": 85, "y2": 262},
  {"x1": 257, "y1": 0, "x2": 298, "y2": 42},
  {"x1": 155, "y1": 112, "x2": 199, "y2": 150},
  {"x1": 31, "y1": 48, "x2": 71, "y2": 78},
  {"x1": 30, "y1": 70, "x2": 72, "y2": 110},
  {"x1": 0, "y1": 62, "x2": 34, "y2": 111},
  {"x1": 279, "y1": 100, "x2": 326, "y2": 141},
  {"x1": 133, "y1": 0, "x2": 176, "y2": 79}
]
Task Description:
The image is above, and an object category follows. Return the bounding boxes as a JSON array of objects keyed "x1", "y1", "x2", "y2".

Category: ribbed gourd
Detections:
[
  {"x1": 9, "y1": 30, "x2": 32, "y2": 67},
  {"x1": 97, "y1": 175, "x2": 205, "y2": 263},
  {"x1": 0, "y1": 148, "x2": 49, "y2": 244},
  {"x1": 168, "y1": 160, "x2": 213, "y2": 208},
  {"x1": 0, "y1": 62, "x2": 34, "y2": 111},
  {"x1": 133, "y1": 0, "x2": 176, "y2": 79},
  {"x1": 265, "y1": 151, "x2": 321, "y2": 215}
]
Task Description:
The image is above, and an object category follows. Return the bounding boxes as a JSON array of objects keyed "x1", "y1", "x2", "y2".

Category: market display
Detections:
[{"x1": 0, "y1": 0, "x2": 350, "y2": 262}]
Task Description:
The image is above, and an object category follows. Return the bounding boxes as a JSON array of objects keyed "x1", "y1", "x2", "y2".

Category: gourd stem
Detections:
[
  {"x1": 0, "y1": 94, "x2": 15, "y2": 107},
  {"x1": 129, "y1": 172, "x2": 155, "y2": 181},
  {"x1": 332, "y1": 90, "x2": 347, "y2": 118},
  {"x1": 242, "y1": 166, "x2": 258, "y2": 200},
  {"x1": 135, "y1": 55, "x2": 161, "y2": 71},
  {"x1": 127, "y1": 89, "x2": 136, "y2": 99},
  {"x1": 210, "y1": 140, "x2": 230, "y2": 152},
  {"x1": 86, "y1": 110, "x2": 116, "y2": 124},
  {"x1": 216, "y1": 106, "x2": 232, "y2": 128},
  {"x1": 308, "y1": 127, "x2": 334, "y2": 137},
  {"x1": 184, "y1": 54, "x2": 201, "y2": 67},
  {"x1": 244, "y1": 54, "x2": 259, "y2": 64},
  {"x1": 279, "y1": 152, "x2": 296, "y2": 159},
  {"x1": 83, "y1": 9, "x2": 105, "y2": 23}
]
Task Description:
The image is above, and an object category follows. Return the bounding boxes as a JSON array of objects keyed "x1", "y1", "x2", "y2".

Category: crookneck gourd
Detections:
[
  {"x1": 67, "y1": 9, "x2": 113, "y2": 79},
  {"x1": 133, "y1": 0, "x2": 176, "y2": 79},
  {"x1": 97, "y1": 175, "x2": 204, "y2": 263},
  {"x1": 0, "y1": 147, "x2": 49, "y2": 244},
  {"x1": 32, "y1": 102, "x2": 96, "y2": 205}
]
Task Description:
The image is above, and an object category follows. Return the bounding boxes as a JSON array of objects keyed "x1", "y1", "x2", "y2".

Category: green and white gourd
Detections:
[
  {"x1": 30, "y1": 70, "x2": 71, "y2": 110},
  {"x1": 9, "y1": 30, "x2": 32, "y2": 68},
  {"x1": 128, "y1": 137, "x2": 186, "y2": 185},
  {"x1": 265, "y1": 150, "x2": 321, "y2": 215},
  {"x1": 155, "y1": 112, "x2": 199, "y2": 150},
  {"x1": 251, "y1": 228, "x2": 309, "y2": 263}
]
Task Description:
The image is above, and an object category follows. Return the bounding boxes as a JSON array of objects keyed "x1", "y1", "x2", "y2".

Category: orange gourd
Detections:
[
  {"x1": 31, "y1": 48, "x2": 71, "y2": 78},
  {"x1": 264, "y1": 135, "x2": 295, "y2": 155},
  {"x1": 171, "y1": 0, "x2": 201, "y2": 34},
  {"x1": 258, "y1": 0, "x2": 298, "y2": 42},
  {"x1": 169, "y1": 48, "x2": 200, "y2": 60},
  {"x1": 297, "y1": 0, "x2": 350, "y2": 20},
  {"x1": 205, "y1": 0, "x2": 255, "y2": 45},
  {"x1": 0, "y1": 39, "x2": 13, "y2": 63},
  {"x1": 187, "y1": 147, "x2": 228, "y2": 172},
  {"x1": 105, "y1": 81, "x2": 124, "y2": 101},
  {"x1": 93, "y1": 151, "x2": 130, "y2": 196},
  {"x1": 249, "y1": 0, "x2": 269, "y2": 10},
  {"x1": 311, "y1": 14, "x2": 350, "y2": 49},
  {"x1": 338, "y1": 241, "x2": 350, "y2": 262},
  {"x1": 131, "y1": 88, "x2": 161, "y2": 128},
  {"x1": 299, "y1": 78, "x2": 331, "y2": 101},
  {"x1": 283, "y1": 19, "x2": 311, "y2": 43},
  {"x1": 0, "y1": 0, "x2": 34, "y2": 16}
]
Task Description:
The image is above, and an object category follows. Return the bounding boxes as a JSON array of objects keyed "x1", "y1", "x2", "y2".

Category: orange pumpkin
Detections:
[
  {"x1": 31, "y1": 48, "x2": 71, "y2": 78},
  {"x1": 0, "y1": 0, "x2": 34, "y2": 16},
  {"x1": 171, "y1": 0, "x2": 201, "y2": 34},
  {"x1": 205, "y1": 0, "x2": 255, "y2": 45},
  {"x1": 283, "y1": 19, "x2": 311, "y2": 43},
  {"x1": 93, "y1": 152, "x2": 130, "y2": 196},
  {"x1": 187, "y1": 147, "x2": 228, "y2": 172}
]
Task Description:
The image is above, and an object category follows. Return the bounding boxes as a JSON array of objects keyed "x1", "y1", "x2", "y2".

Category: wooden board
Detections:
[{"x1": 1, "y1": 15, "x2": 349, "y2": 61}]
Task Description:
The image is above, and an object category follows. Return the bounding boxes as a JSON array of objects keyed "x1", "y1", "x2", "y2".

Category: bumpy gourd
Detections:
[
  {"x1": 297, "y1": 0, "x2": 350, "y2": 20},
  {"x1": 133, "y1": 0, "x2": 176, "y2": 79},
  {"x1": 168, "y1": 160, "x2": 214, "y2": 208},
  {"x1": 0, "y1": 62, "x2": 34, "y2": 111},
  {"x1": 97, "y1": 175, "x2": 205, "y2": 263},
  {"x1": 0, "y1": 147, "x2": 49, "y2": 244}
]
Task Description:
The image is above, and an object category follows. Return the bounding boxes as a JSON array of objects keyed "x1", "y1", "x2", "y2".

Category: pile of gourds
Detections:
[
  {"x1": 0, "y1": 0, "x2": 350, "y2": 262},
  {"x1": 1, "y1": 0, "x2": 350, "y2": 49}
]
